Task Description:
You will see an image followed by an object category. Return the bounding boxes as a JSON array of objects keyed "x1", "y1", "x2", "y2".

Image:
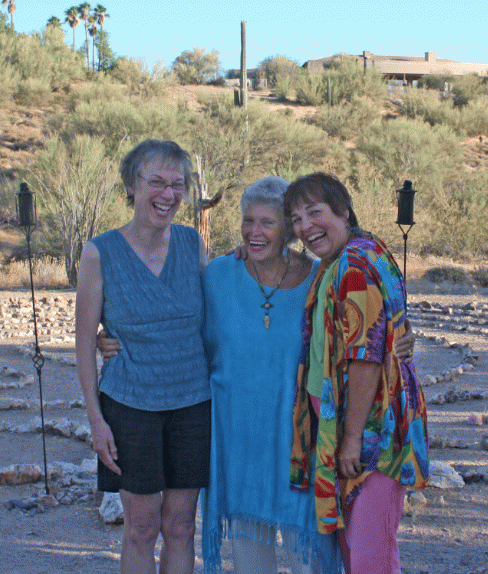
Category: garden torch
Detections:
[
  {"x1": 396, "y1": 180, "x2": 417, "y2": 283},
  {"x1": 16, "y1": 183, "x2": 49, "y2": 495}
]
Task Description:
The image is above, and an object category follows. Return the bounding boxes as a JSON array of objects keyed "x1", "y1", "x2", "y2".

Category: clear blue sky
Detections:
[{"x1": 6, "y1": 0, "x2": 488, "y2": 72}]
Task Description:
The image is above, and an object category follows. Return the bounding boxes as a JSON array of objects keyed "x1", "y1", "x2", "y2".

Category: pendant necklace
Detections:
[{"x1": 251, "y1": 253, "x2": 290, "y2": 329}]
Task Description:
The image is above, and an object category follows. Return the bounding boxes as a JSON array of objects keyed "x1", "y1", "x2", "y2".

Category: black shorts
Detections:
[{"x1": 98, "y1": 393, "x2": 211, "y2": 494}]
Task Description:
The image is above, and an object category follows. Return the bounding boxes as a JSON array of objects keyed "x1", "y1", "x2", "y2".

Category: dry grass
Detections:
[{"x1": 0, "y1": 257, "x2": 68, "y2": 290}]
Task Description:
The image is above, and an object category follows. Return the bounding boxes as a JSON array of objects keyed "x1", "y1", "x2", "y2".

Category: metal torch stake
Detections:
[
  {"x1": 16, "y1": 183, "x2": 49, "y2": 494},
  {"x1": 396, "y1": 180, "x2": 417, "y2": 286},
  {"x1": 25, "y1": 232, "x2": 49, "y2": 495}
]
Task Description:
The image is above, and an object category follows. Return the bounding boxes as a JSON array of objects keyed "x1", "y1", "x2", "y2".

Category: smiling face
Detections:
[
  {"x1": 241, "y1": 203, "x2": 287, "y2": 263},
  {"x1": 132, "y1": 159, "x2": 185, "y2": 228},
  {"x1": 290, "y1": 199, "x2": 350, "y2": 262}
]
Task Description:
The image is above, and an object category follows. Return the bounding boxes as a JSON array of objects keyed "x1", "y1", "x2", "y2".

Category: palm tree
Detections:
[
  {"x1": 88, "y1": 16, "x2": 97, "y2": 70},
  {"x1": 47, "y1": 16, "x2": 62, "y2": 28},
  {"x1": 2, "y1": 0, "x2": 16, "y2": 29},
  {"x1": 94, "y1": 4, "x2": 109, "y2": 70},
  {"x1": 64, "y1": 6, "x2": 80, "y2": 49},
  {"x1": 78, "y1": 3, "x2": 92, "y2": 69}
]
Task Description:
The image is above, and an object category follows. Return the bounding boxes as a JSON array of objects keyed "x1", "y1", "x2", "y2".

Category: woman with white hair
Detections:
[{"x1": 201, "y1": 176, "x2": 342, "y2": 574}]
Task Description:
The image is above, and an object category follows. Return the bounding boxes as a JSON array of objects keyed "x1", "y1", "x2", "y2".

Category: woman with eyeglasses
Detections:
[{"x1": 76, "y1": 139, "x2": 210, "y2": 574}]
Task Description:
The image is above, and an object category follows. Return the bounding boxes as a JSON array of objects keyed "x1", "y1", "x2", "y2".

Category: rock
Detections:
[
  {"x1": 427, "y1": 393, "x2": 445, "y2": 405},
  {"x1": 467, "y1": 413, "x2": 484, "y2": 426},
  {"x1": 424, "y1": 375, "x2": 438, "y2": 387},
  {"x1": 480, "y1": 434, "x2": 488, "y2": 451},
  {"x1": 51, "y1": 418, "x2": 73, "y2": 438},
  {"x1": 429, "y1": 435, "x2": 445, "y2": 449},
  {"x1": 99, "y1": 492, "x2": 124, "y2": 524},
  {"x1": 429, "y1": 461, "x2": 464, "y2": 489},
  {"x1": 37, "y1": 494, "x2": 59, "y2": 509},
  {"x1": 409, "y1": 490, "x2": 428, "y2": 509},
  {"x1": 44, "y1": 400, "x2": 69, "y2": 410},
  {"x1": 74, "y1": 424, "x2": 91, "y2": 442},
  {"x1": 79, "y1": 458, "x2": 97, "y2": 473},
  {"x1": 68, "y1": 399, "x2": 85, "y2": 409},
  {"x1": 11, "y1": 420, "x2": 41, "y2": 433},
  {"x1": 6, "y1": 497, "x2": 37, "y2": 511},
  {"x1": 0, "y1": 398, "x2": 29, "y2": 410},
  {"x1": 0, "y1": 464, "x2": 42, "y2": 485},
  {"x1": 443, "y1": 438, "x2": 469, "y2": 449}
]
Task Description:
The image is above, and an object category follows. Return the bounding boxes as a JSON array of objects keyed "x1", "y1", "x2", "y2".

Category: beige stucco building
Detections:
[{"x1": 304, "y1": 51, "x2": 488, "y2": 84}]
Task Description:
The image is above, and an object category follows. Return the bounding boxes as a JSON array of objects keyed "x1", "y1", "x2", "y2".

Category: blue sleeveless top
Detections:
[{"x1": 91, "y1": 224, "x2": 210, "y2": 411}]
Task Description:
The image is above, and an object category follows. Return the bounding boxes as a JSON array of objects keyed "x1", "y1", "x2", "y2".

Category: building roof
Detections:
[{"x1": 304, "y1": 51, "x2": 488, "y2": 78}]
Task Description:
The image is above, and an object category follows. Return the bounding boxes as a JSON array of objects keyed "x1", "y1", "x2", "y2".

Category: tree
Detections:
[
  {"x1": 1, "y1": 0, "x2": 15, "y2": 30},
  {"x1": 88, "y1": 16, "x2": 97, "y2": 70},
  {"x1": 47, "y1": 16, "x2": 62, "y2": 29},
  {"x1": 64, "y1": 6, "x2": 80, "y2": 49},
  {"x1": 172, "y1": 47, "x2": 221, "y2": 85},
  {"x1": 78, "y1": 2, "x2": 91, "y2": 68},
  {"x1": 31, "y1": 135, "x2": 123, "y2": 286},
  {"x1": 257, "y1": 55, "x2": 301, "y2": 87},
  {"x1": 0, "y1": 10, "x2": 8, "y2": 32},
  {"x1": 94, "y1": 4, "x2": 109, "y2": 70},
  {"x1": 95, "y1": 27, "x2": 116, "y2": 71}
]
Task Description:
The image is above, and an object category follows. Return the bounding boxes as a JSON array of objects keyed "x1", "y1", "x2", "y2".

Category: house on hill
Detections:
[{"x1": 304, "y1": 51, "x2": 488, "y2": 85}]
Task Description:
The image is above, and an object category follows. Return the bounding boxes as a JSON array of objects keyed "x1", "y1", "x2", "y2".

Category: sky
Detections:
[{"x1": 5, "y1": 0, "x2": 488, "y2": 72}]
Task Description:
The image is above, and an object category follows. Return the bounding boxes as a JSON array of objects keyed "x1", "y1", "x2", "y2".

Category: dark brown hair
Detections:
[{"x1": 284, "y1": 172, "x2": 359, "y2": 228}]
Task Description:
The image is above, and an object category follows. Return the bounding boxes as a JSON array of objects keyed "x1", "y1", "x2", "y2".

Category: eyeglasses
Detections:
[{"x1": 138, "y1": 174, "x2": 186, "y2": 194}]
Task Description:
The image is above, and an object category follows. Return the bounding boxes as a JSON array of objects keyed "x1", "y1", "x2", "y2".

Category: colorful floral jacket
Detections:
[{"x1": 290, "y1": 230, "x2": 429, "y2": 534}]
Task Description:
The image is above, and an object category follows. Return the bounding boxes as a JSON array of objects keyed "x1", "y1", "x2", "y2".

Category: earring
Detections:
[{"x1": 301, "y1": 244, "x2": 307, "y2": 261}]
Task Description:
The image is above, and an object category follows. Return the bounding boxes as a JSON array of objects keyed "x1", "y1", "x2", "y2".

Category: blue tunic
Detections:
[
  {"x1": 91, "y1": 225, "x2": 210, "y2": 411},
  {"x1": 201, "y1": 256, "x2": 341, "y2": 573}
]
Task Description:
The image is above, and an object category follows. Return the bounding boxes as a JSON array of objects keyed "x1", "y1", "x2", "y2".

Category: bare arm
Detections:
[
  {"x1": 76, "y1": 241, "x2": 121, "y2": 475},
  {"x1": 338, "y1": 359, "x2": 382, "y2": 480}
]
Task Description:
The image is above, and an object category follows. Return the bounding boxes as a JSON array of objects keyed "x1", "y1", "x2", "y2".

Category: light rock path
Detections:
[{"x1": 0, "y1": 291, "x2": 487, "y2": 574}]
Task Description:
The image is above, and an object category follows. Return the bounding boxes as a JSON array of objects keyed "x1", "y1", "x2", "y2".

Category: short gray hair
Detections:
[
  {"x1": 120, "y1": 139, "x2": 192, "y2": 207},
  {"x1": 240, "y1": 176, "x2": 296, "y2": 243}
]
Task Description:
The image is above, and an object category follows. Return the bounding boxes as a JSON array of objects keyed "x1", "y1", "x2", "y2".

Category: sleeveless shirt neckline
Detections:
[{"x1": 114, "y1": 225, "x2": 174, "y2": 279}]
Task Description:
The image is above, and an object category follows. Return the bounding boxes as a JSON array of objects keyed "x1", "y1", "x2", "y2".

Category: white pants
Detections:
[{"x1": 231, "y1": 522, "x2": 314, "y2": 574}]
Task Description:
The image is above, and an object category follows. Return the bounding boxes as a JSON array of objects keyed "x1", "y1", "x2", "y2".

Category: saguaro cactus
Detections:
[{"x1": 240, "y1": 21, "x2": 247, "y2": 109}]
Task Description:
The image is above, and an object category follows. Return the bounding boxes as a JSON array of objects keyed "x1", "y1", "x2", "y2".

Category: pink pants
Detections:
[{"x1": 337, "y1": 471, "x2": 405, "y2": 574}]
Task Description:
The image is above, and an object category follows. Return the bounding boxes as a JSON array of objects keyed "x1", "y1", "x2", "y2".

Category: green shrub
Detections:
[
  {"x1": 398, "y1": 88, "x2": 463, "y2": 133},
  {"x1": 274, "y1": 75, "x2": 294, "y2": 100},
  {"x1": 0, "y1": 27, "x2": 86, "y2": 97},
  {"x1": 15, "y1": 77, "x2": 52, "y2": 106},
  {"x1": 354, "y1": 118, "x2": 463, "y2": 204},
  {"x1": 296, "y1": 56, "x2": 386, "y2": 107},
  {"x1": 309, "y1": 96, "x2": 382, "y2": 140},
  {"x1": 257, "y1": 55, "x2": 301, "y2": 88},
  {"x1": 459, "y1": 98, "x2": 488, "y2": 136},
  {"x1": 417, "y1": 74, "x2": 454, "y2": 91},
  {"x1": 67, "y1": 76, "x2": 126, "y2": 110},
  {"x1": 452, "y1": 74, "x2": 486, "y2": 107},
  {"x1": 172, "y1": 48, "x2": 221, "y2": 85},
  {"x1": 295, "y1": 73, "x2": 327, "y2": 106},
  {"x1": 422, "y1": 266, "x2": 469, "y2": 283},
  {"x1": 0, "y1": 63, "x2": 19, "y2": 103}
]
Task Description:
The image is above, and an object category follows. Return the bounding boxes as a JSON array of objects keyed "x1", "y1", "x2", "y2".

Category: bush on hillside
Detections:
[
  {"x1": 295, "y1": 56, "x2": 386, "y2": 107},
  {"x1": 308, "y1": 95, "x2": 382, "y2": 140},
  {"x1": 417, "y1": 74, "x2": 455, "y2": 91},
  {"x1": 257, "y1": 55, "x2": 301, "y2": 88},
  {"x1": 172, "y1": 48, "x2": 222, "y2": 85},
  {"x1": 29, "y1": 135, "x2": 123, "y2": 285}
]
